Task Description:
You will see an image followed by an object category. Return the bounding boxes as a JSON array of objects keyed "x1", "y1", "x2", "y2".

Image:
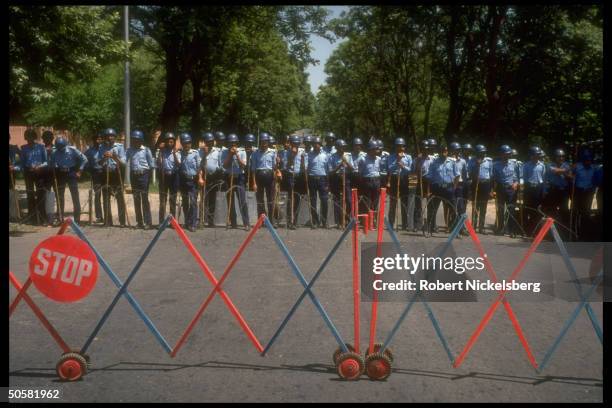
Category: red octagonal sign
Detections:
[{"x1": 29, "y1": 235, "x2": 99, "y2": 302}]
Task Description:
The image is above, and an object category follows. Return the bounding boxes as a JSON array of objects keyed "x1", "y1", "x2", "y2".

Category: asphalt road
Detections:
[{"x1": 9, "y1": 223, "x2": 603, "y2": 402}]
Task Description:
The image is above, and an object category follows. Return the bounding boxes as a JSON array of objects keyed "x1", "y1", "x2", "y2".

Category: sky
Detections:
[{"x1": 306, "y1": 6, "x2": 350, "y2": 96}]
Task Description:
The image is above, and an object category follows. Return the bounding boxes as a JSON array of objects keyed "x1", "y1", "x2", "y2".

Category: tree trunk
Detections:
[
  {"x1": 190, "y1": 74, "x2": 203, "y2": 144},
  {"x1": 159, "y1": 50, "x2": 187, "y2": 133},
  {"x1": 484, "y1": 6, "x2": 507, "y2": 142}
]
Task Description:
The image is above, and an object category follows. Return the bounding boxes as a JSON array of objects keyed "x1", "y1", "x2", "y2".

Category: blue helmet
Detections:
[
  {"x1": 449, "y1": 142, "x2": 462, "y2": 151},
  {"x1": 553, "y1": 148, "x2": 566, "y2": 157},
  {"x1": 335, "y1": 138, "x2": 347, "y2": 148},
  {"x1": 427, "y1": 138, "x2": 437, "y2": 148},
  {"x1": 180, "y1": 133, "x2": 192, "y2": 144},
  {"x1": 289, "y1": 135, "x2": 301, "y2": 145},
  {"x1": 163, "y1": 132, "x2": 176, "y2": 141},
  {"x1": 303, "y1": 135, "x2": 313, "y2": 144},
  {"x1": 394, "y1": 137, "x2": 406, "y2": 146},
  {"x1": 244, "y1": 133, "x2": 256, "y2": 144},
  {"x1": 420, "y1": 139, "x2": 430, "y2": 149},
  {"x1": 131, "y1": 130, "x2": 144, "y2": 141},
  {"x1": 227, "y1": 133, "x2": 239, "y2": 143},
  {"x1": 259, "y1": 133, "x2": 270, "y2": 143},
  {"x1": 103, "y1": 128, "x2": 117, "y2": 137},
  {"x1": 55, "y1": 137, "x2": 68, "y2": 149},
  {"x1": 312, "y1": 136, "x2": 322, "y2": 145},
  {"x1": 214, "y1": 131, "x2": 225, "y2": 142},
  {"x1": 475, "y1": 144, "x2": 487, "y2": 154},
  {"x1": 269, "y1": 135, "x2": 276, "y2": 144},
  {"x1": 462, "y1": 143, "x2": 473, "y2": 151},
  {"x1": 353, "y1": 137, "x2": 363, "y2": 146},
  {"x1": 202, "y1": 132, "x2": 214, "y2": 142},
  {"x1": 367, "y1": 140, "x2": 378, "y2": 150},
  {"x1": 499, "y1": 144, "x2": 512, "y2": 155},
  {"x1": 325, "y1": 132, "x2": 336, "y2": 140},
  {"x1": 528, "y1": 146, "x2": 541, "y2": 157}
]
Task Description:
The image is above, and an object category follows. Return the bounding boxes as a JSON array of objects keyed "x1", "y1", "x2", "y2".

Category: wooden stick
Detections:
[
  {"x1": 10, "y1": 169, "x2": 21, "y2": 221},
  {"x1": 226, "y1": 172, "x2": 234, "y2": 228}
]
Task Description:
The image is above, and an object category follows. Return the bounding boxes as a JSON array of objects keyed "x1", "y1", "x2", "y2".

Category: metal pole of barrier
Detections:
[
  {"x1": 538, "y1": 270, "x2": 604, "y2": 372},
  {"x1": 172, "y1": 215, "x2": 266, "y2": 356},
  {"x1": 380, "y1": 215, "x2": 464, "y2": 363},
  {"x1": 352, "y1": 189, "x2": 360, "y2": 353},
  {"x1": 262, "y1": 219, "x2": 355, "y2": 355},
  {"x1": 263, "y1": 215, "x2": 349, "y2": 352},
  {"x1": 549, "y1": 224, "x2": 603, "y2": 343},
  {"x1": 170, "y1": 216, "x2": 264, "y2": 353},
  {"x1": 368, "y1": 187, "x2": 386, "y2": 354},
  {"x1": 74, "y1": 216, "x2": 173, "y2": 354},
  {"x1": 453, "y1": 217, "x2": 554, "y2": 369},
  {"x1": 9, "y1": 272, "x2": 71, "y2": 353}
]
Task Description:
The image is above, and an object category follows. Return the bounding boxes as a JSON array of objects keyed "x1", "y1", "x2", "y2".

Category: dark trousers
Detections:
[
  {"x1": 388, "y1": 174, "x2": 409, "y2": 229},
  {"x1": 204, "y1": 172, "x2": 224, "y2": 226},
  {"x1": 495, "y1": 185, "x2": 518, "y2": 235},
  {"x1": 91, "y1": 170, "x2": 104, "y2": 220},
  {"x1": 102, "y1": 168, "x2": 126, "y2": 226},
  {"x1": 329, "y1": 173, "x2": 352, "y2": 226},
  {"x1": 23, "y1": 169, "x2": 47, "y2": 224},
  {"x1": 225, "y1": 173, "x2": 250, "y2": 227},
  {"x1": 308, "y1": 175, "x2": 329, "y2": 226},
  {"x1": 179, "y1": 175, "x2": 198, "y2": 228},
  {"x1": 544, "y1": 186, "x2": 569, "y2": 224},
  {"x1": 361, "y1": 177, "x2": 381, "y2": 226},
  {"x1": 56, "y1": 171, "x2": 81, "y2": 223},
  {"x1": 131, "y1": 171, "x2": 152, "y2": 226},
  {"x1": 523, "y1": 184, "x2": 545, "y2": 236},
  {"x1": 427, "y1": 184, "x2": 455, "y2": 232},
  {"x1": 255, "y1": 171, "x2": 275, "y2": 217},
  {"x1": 159, "y1": 171, "x2": 179, "y2": 224},
  {"x1": 471, "y1": 180, "x2": 491, "y2": 230},
  {"x1": 286, "y1": 173, "x2": 305, "y2": 226}
]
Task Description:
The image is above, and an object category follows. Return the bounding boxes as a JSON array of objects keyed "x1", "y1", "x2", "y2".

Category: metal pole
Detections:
[{"x1": 124, "y1": 5, "x2": 131, "y2": 186}]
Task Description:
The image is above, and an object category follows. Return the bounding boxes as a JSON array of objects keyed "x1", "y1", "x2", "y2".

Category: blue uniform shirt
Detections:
[
  {"x1": 350, "y1": 151, "x2": 366, "y2": 174},
  {"x1": 9, "y1": 145, "x2": 21, "y2": 172},
  {"x1": 427, "y1": 156, "x2": 459, "y2": 185},
  {"x1": 283, "y1": 148, "x2": 308, "y2": 175},
  {"x1": 220, "y1": 148, "x2": 247, "y2": 175},
  {"x1": 307, "y1": 150, "x2": 329, "y2": 176},
  {"x1": 493, "y1": 160, "x2": 520, "y2": 186},
  {"x1": 546, "y1": 161, "x2": 571, "y2": 189},
  {"x1": 468, "y1": 157, "x2": 493, "y2": 181},
  {"x1": 158, "y1": 148, "x2": 181, "y2": 174},
  {"x1": 250, "y1": 148, "x2": 277, "y2": 171},
  {"x1": 521, "y1": 160, "x2": 546, "y2": 185},
  {"x1": 20, "y1": 143, "x2": 48, "y2": 170},
  {"x1": 358, "y1": 154, "x2": 381, "y2": 178},
  {"x1": 454, "y1": 157, "x2": 468, "y2": 183},
  {"x1": 203, "y1": 147, "x2": 222, "y2": 174},
  {"x1": 99, "y1": 142, "x2": 126, "y2": 170},
  {"x1": 85, "y1": 145, "x2": 104, "y2": 171},
  {"x1": 574, "y1": 162, "x2": 595, "y2": 190},
  {"x1": 179, "y1": 149, "x2": 202, "y2": 177},
  {"x1": 323, "y1": 145, "x2": 336, "y2": 156},
  {"x1": 327, "y1": 152, "x2": 353, "y2": 175},
  {"x1": 387, "y1": 153, "x2": 412, "y2": 176},
  {"x1": 52, "y1": 146, "x2": 88, "y2": 172},
  {"x1": 126, "y1": 145, "x2": 155, "y2": 172}
]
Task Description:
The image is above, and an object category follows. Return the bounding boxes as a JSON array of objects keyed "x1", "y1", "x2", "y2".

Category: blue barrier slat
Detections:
[
  {"x1": 549, "y1": 224, "x2": 603, "y2": 344},
  {"x1": 262, "y1": 219, "x2": 355, "y2": 355},
  {"x1": 74, "y1": 216, "x2": 173, "y2": 354},
  {"x1": 538, "y1": 270, "x2": 603, "y2": 372},
  {"x1": 263, "y1": 216, "x2": 348, "y2": 350}
]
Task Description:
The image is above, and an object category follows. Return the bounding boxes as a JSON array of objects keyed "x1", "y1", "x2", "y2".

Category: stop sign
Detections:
[{"x1": 29, "y1": 235, "x2": 99, "y2": 302}]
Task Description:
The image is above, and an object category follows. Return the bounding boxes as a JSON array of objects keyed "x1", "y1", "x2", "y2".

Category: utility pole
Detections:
[{"x1": 124, "y1": 5, "x2": 131, "y2": 186}]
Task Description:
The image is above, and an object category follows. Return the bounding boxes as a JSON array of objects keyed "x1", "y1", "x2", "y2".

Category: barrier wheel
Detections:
[
  {"x1": 365, "y1": 352, "x2": 392, "y2": 381},
  {"x1": 56, "y1": 352, "x2": 87, "y2": 381},
  {"x1": 335, "y1": 352, "x2": 364, "y2": 380},
  {"x1": 332, "y1": 343, "x2": 355, "y2": 365},
  {"x1": 364, "y1": 343, "x2": 394, "y2": 362}
]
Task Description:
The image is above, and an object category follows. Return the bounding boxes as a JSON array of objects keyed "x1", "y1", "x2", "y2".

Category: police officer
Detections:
[
  {"x1": 51, "y1": 137, "x2": 88, "y2": 225},
  {"x1": 202, "y1": 132, "x2": 223, "y2": 227},
  {"x1": 306, "y1": 137, "x2": 330, "y2": 229},
  {"x1": 243, "y1": 133, "x2": 256, "y2": 191},
  {"x1": 425, "y1": 144, "x2": 459, "y2": 234},
  {"x1": 323, "y1": 132, "x2": 336, "y2": 155},
  {"x1": 221, "y1": 133, "x2": 250, "y2": 230},
  {"x1": 521, "y1": 146, "x2": 546, "y2": 236},
  {"x1": 572, "y1": 149, "x2": 596, "y2": 239},
  {"x1": 412, "y1": 139, "x2": 432, "y2": 232},
  {"x1": 350, "y1": 138, "x2": 366, "y2": 200},
  {"x1": 41, "y1": 130, "x2": 59, "y2": 225},
  {"x1": 177, "y1": 133, "x2": 202, "y2": 232},
  {"x1": 427, "y1": 138, "x2": 439, "y2": 159},
  {"x1": 386, "y1": 137, "x2": 412, "y2": 230},
  {"x1": 327, "y1": 138, "x2": 353, "y2": 229},
  {"x1": 303, "y1": 135, "x2": 314, "y2": 153},
  {"x1": 158, "y1": 132, "x2": 181, "y2": 225},
  {"x1": 126, "y1": 130, "x2": 155, "y2": 229},
  {"x1": 100, "y1": 128, "x2": 127, "y2": 227},
  {"x1": 284, "y1": 135, "x2": 308, "y2": 229},
  {"x1": 492, "y1": 144, "x2": 520, "y2": 236},
  {"x1": 378, "y1": 139, "x2": 389, "y2": 190},
  {"x1": 85, "y1": 132, "x2": 105, "y2": 223},
  {"x1": 20, "y1": 129, "x2": 49, "y2": 225},
  {"x1": 450, "y1": 142, "x2": 468, "y2": 233},
  {"x1": 544, "y1": 148, "x2": 571, "y2": 226},
  {"x1": 279, "y1": 135, "x2": 292, "y2": 194},
  {"x1": 468, "y1": 144, "x2": 493, "y2": 234},
  {"x1": 9, "y1": 133, "x2": 22, "y2": 221},
  {"x1": 251, "y1": 133, "x2": 278, "y2": 222},
  {"x1": 358, "y1": 140, "x2": 382, "y2": 222}
]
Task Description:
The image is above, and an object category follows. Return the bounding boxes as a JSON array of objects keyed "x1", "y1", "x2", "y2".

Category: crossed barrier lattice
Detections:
[{"x1": 9, "y1": 187, "x2": 603, "y2": 381}]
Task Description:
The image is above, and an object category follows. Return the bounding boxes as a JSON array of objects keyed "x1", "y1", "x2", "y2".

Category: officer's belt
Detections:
[
  {"x1": 132, "y1": 169, "x2": 149, "y2": 176},
  {"x1": 362, "y1": 176, "x2": 380, "y2": 180},
  {"x1": 525, "y1": 182, "x2": 543, "y2": 188},
  {"x1": 433, "y1": 183, "x2": 452, "y2": 188},
  {"x1": 256, "y1": 169, "x2": 273, "y2": 174},
  {"x1": 308, "y1": 175, "x2": 326, "y2": 179}
]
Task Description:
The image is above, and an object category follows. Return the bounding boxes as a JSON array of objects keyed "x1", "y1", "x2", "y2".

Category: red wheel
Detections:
[
  {"x1": 336, "y1": 352, "x2": 364, "y2": 380},
  {"x1": 332, "y1": 343, "x2": 355, "y2": 365},
  {"x1": 365, "y1": 342, "x2": 394, "y2": 362},
  {"x1": 365, "y1": 352, "x2": 392, "y2": 380},
  {"x1": 56, "y1": 352, "x2": 87, "y2": 381}
]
